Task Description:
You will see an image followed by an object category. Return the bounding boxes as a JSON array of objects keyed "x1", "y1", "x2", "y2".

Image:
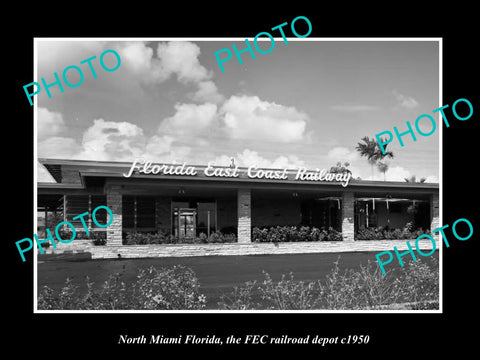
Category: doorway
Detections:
[{"x1": 173, "y1": 208, "x2": 197, "y2": 239}]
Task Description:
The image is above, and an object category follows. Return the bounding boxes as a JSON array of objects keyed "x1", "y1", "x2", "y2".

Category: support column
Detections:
[
  {"x1": 430, "y1": 192, "x2": 440, "y2": 238},
  {"x1": 106, "y1": 185, "x2": 123, "y2": 246},
  {"x1": 237, "y1": 188, "x2": 251, "y2": 243},
  {"x1": 341, "y1": 192, "x2": 355, "y2": 242}
]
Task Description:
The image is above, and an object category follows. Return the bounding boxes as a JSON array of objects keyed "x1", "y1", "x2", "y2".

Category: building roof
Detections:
[{"x1": 38, "y1": 158, "x2": 439, "y2": 194}]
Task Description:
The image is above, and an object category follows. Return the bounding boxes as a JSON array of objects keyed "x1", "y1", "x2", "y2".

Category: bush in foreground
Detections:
[
  {"x1": 38, "y1": 258, "x2": 438, "y2": 310},
  {"x1": 38, "y1": 265, "x2": 206, "y2": 310},
  {"x1": 218, "y1": 257, "x2": 439, "y2": 310}
]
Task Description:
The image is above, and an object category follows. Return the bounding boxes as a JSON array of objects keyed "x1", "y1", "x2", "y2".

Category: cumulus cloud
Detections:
[
  {"x1": 144, "y1": 135, "x2": 191, "y2": 161},
  {"x1": 117, "y1": 41, "x2": 223, "y2": 103},
  {"x1": 392, "y1": 89, "x2": 419, "y2": 110},
  {"x1": 156, "y1": 41, "x2": 211, "y2": 83},
  {"x1": 191, "y1": 80, "x2": 224, "y2": 104},
  {"x1": 220, "y1": 95, "x2": 308, "y2": 143},
  {"x1": 76, "y1": 119, "x2": 146, "y2": 161},
  {"x1": 38, "y1": 136, "x2": 79, "y2": 158},
  {"x1": 330, "y1": 104, "x2": 378, "y2": 112},
  {"x1": 37, "y1": 41, "x2": 106, "y2": 74},
  {"x1": 37, "y1": 107, "x2": 66, "y2": 141},
  {"x1": 214, "y1": 149, "x2": 306, "y2": 169},
  {"x1": 158, "y1": 102, "x2": 218, "y2": 137},
  {"x1": 326, "y1": 147, "x2": 359, "y2": 162}
]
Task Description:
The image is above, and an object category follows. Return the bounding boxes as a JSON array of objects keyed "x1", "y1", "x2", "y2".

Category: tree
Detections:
[
  {"x1": 377, "y1": 161, "x2": 389, "y2": 181},
  {"x1": 355, "y1": 136, "x2": 377, "y2": 179},
  {"x1": 404, "y1": 175, "x2": 426, "y2": 183},
  {"x1": 356, "y1": 136, "x2": 394, "y2": 180},
  {"x1": 329, "y1": 161, "x2": 352, "y2": 175}
]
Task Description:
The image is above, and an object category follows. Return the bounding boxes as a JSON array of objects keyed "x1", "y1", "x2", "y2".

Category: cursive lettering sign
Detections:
[{"x1": 123, "y1": 158, "x2": 351, "y2": 187}]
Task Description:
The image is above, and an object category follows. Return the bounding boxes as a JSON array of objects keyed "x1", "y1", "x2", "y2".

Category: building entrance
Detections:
[{"x1": 173, "y1": 208, "x2": 196, "y2": 239}]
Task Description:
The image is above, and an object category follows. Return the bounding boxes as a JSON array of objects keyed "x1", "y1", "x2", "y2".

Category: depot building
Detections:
[{"x1": 37, "y1": 158, "x2": 439, "y2": 245}]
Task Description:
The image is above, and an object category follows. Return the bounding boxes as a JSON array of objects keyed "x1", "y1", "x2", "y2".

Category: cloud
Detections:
[
  {"x1": 37, "y1": 107, "x2": 66, "y2": 141},
  {"x1": 75, "y1": 119, "x2": 146, "y2": 161},
  {"x1": 158, "y1": 102, "x2": 218, "y2": 138},
  {"x1": 326, "y1": 147, "x2": 359, "y2": 162},
  {"x1": 143, "y1": 135, "x2": 191, "y2": 161},
  {"x1": 392, "y1": 89, "x2": 419, "y2": 110},
  {"x1": 214, "y1": 149, "x2": 306, "y2": 169},
  {"x1": 191, "y1": 80, "x2": 224, "y2": 104},
  {"x1": 330, "y1": 104, "x2": 378, "y2": 112},
  {"x1": 424, "y1": 175, "x2": 438, "y2": 183},
  {"x1": 220, "y1": 95, "x2": 308, "y2": 143},
  {"x1": 383, "y1": 165, "x2": 411, "y2": 181},
  {"x1": 38, "y1": 136, "x2": 79, "y2": 158},
  {"x1": 117, "y1": 41, "x2": 224, "y2": 104},
  {"x1": 37, "y1": 41, "x2": 106, "y2": 74},
  {"x1": 156, "y1": 41, "x2": 211, "y2": 83}
]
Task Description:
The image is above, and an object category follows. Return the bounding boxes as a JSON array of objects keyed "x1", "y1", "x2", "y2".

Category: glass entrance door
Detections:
[{"x1": 173, "y1": 208, "x2": 196, "y2": 240}]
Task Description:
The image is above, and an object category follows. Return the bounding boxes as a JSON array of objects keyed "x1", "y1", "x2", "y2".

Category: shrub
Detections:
[
  {"x1": 398, "y1": 257, "x2": 439, "y2": 303},
  {"x1": 132, "y1": 266, "x2": 206, "y2": 310},
  {"x1": 218, "y1": 281, "x2": 260, "y2": 310},
  {"x1": 37, "y1": 265, "x2": 206, "y2": 310},
  {"x1": 356, "y1": 225, "x2": 431, "y2": 240},
  {"x1": 198, "y1": 232, "x2": 208, "y2": 243},
  {"x1": 223, "y1": 233, "x2": 237, "y2": 243},
  {"x1": 58, "y1": 230, "x2": 106, "y2": 241},
  {"x1": 217, "y1": 257, "x2": 439, "y2": 310},
  {"x1": 123, "y1": 231, "x2": 169, "y2": 245},
  {"x1": 251, "y1": 225, "x2": 342, "y2": 243},
  {"x1": 325, "y1": 227, "x2": 343, "y2": 241},
  {"x1": 207, "y1": 230, "x2": 224, "y2": 243},
  {"x1": 260, "y1": 272, "x2": 322, "y2": 310}
]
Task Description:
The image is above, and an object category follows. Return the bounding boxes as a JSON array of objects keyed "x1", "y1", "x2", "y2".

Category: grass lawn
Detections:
[{"x1": 37, "y1": 251, "x2": 439, "y2": 309}]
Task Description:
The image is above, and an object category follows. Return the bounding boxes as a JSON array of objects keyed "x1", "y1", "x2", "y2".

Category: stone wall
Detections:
[
  {"x1": 237, "y1": 189, "x2": 251, "y2": 243},
  {"x1": 60, "y1": 167, "x2": 82, "y2": 184},
  {"x1": 342, "y1": 192, "x2": 355, "y2": 242},
  {"x1": 40, "y1": 239, "x2": 439, "y2": 259},
  {"x1": 430, "y1": 193, "x2": 440, "y2": 239},
  {"x1": 106, "y1": 185, "x2": 123, "y2": 246}
]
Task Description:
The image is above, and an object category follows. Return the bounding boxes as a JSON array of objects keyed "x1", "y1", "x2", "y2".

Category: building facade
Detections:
[{"x1": 37, "y1": 158, "x2": 439, "y2": 246}]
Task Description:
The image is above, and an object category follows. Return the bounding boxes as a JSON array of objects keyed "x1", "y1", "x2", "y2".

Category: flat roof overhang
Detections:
[{"x1": 36, "y1": 171, "x2": 438, "y2": 199}]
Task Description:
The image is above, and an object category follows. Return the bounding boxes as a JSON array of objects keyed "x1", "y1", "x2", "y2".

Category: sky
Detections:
[{"x1": 35, "y1": 38, "x2": 440, "y2": 183}]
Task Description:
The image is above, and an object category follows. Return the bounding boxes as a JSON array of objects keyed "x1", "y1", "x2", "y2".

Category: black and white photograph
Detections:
[
  {"x1": 33, "y1": 37, "x2": 441, "y2": 312},
  {"x1": 7, "y1": 7, "x2": 478, "y2": 355}
]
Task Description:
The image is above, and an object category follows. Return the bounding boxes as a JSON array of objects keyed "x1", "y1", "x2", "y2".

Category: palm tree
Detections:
[
  {"x1": 356, "y1": 136, "x2": 377, "y2": 180},
  {"x1": 377, "y1": 161, "x2": 389, "y2": 181},
  {"x1": 356, "y1": 136, "x2": 394, "y2": 180},
  {"x1": 329, "y1": 161, "x2": 352, "y2": 175},
  {"x1": 404, "y1": 175, "x2": 426, "y2": 183}
]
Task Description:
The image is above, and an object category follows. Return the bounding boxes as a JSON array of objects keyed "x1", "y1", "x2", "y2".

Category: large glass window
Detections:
[
  {"x1": 122, "y1": 196, "x2": 156, "y2": 231},
  {"x1": 65, "y1": 195, "x2": 106, "y2": 230},
  {"x1": 197, "y1": 202, "x2": 216, "y2": 237}
]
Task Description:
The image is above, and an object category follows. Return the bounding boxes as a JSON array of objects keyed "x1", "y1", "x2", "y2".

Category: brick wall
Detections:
[
  {"x1": 106, "y1": 185, "x2": 122, "y2": 246},
  {"x1": 430, "y1": 193, "x2": 440, "y2": 238},
  {"x1": 342, "y1": 192, "x2": 355, "y2": 242},
  {"x1": 60, "y1": 167, "x2": 82, "y2": 184},
  {"x1": 77, "y1": 239, "x2": 438, "y2": 259},
  {"x1": 237, "y1": 189, "x2": 251, "y2": 243}
]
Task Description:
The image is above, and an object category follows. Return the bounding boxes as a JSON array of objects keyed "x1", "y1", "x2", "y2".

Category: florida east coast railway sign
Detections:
[{"x1": 123, "y1": 159, "x2": 353, "y2": 187}]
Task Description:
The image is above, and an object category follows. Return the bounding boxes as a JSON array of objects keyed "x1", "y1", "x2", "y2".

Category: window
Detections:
[
  {"x1": 122, "y1": 196, "x2": 156, "y2": 230},
  {"x1": 65, "y1": 195, "x2": 106, "y2": 230}
]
